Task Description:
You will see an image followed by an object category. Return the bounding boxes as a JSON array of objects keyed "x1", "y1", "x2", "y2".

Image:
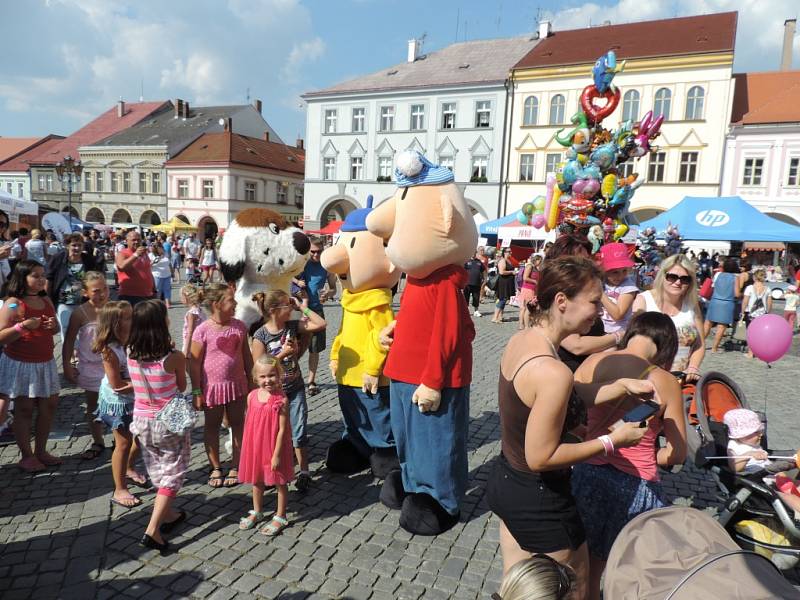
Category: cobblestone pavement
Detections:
[{"x1": 1, "y1": 291, "x2": 800, "y2": 599}]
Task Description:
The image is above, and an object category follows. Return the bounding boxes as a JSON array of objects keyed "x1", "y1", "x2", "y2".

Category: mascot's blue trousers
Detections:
[
  {"x1": 337, "y1": 385, "x2": 395, "y2": 457},
  {"x1": 390, "y1": 381, "x2": 469, "y2": 515}
]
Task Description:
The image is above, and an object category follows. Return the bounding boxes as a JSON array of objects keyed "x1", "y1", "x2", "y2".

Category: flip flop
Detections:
[
  {"x1": 110, "y1": 494, "x2": 142, "y2": 509},
  {"x1": 81, "y1": 443, "x2": 105, "y2": 461},
  {"x1": 36, "y1": 453, "x2": 63, "y2": 466},
  {"x1": 224, "y1": 469, "x2": 239, "y2": 488},
  {"x1": 18, "y1": 457, "x2": 46, "y2": 473},
  {"x1": 208, "y1": 468, "x2": 224, "y2": 488},
  {"x1": 126, "y1": 472, "x2": 151, "y2": 488}
]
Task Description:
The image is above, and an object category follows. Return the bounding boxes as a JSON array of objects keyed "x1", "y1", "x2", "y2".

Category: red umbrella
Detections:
[{"x1": 305, "y1": 220, "x2": 343, "y2": 235}]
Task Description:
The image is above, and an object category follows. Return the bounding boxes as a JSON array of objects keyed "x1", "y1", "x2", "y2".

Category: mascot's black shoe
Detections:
[
  {"x1": 326, "y1": 439, "x2": 370, "y2": 474},
  {"x1": 370, "y1": 447, "x2": 400, "y2": 479},
  {"x1": 399, "y1": 493, "x2": 460, "y2": 536},
  {"x1": 379, "y1": 469, "x2": 406, "y2": 510}
]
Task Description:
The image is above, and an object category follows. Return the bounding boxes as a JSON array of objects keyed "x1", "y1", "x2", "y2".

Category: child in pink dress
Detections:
[
  {"x1": 189, "y1": 284, "x2": 252, "y2": 488},
  {"x1": 238, "y1": 355, "x2": 293, "y2": 536}
]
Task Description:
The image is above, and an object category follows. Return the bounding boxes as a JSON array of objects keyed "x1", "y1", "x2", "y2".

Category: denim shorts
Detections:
[
  {"x1": 96, "y1": 411, "x2": 133, "y2": 432},
  {"x1": 308, "y1": 307, "x2": 326, "y2": 353},
  {"x1": 286, "y1": 384, "x2": 308, "y2": 447},
  {"x1": 572, "y1": 462, "x2": 666, "y2": 560}
]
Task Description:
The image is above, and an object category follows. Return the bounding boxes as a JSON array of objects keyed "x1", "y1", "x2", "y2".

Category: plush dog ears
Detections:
[
  {"x1": 218, "y1": 223, "x2": 248, "y2": 283},
  {"x1": 219, "y1": 259, "x2": 245, "y2": 284}
]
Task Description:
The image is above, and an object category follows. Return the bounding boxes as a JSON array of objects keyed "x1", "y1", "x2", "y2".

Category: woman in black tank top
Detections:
[{"x1": 488, "y1": 257, "x2": 655, "y2": 600}]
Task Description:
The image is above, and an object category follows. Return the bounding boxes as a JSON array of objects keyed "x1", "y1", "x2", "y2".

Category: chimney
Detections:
[
  {"x1": 222, "y1": 117, "x2": 232, "y2": 131},
  {"x1": 263, "y1": 131, "x2": 269, "y2": 142},
  {"x1": 117, "y1": 99, "x2": 126, "y2": 118},
  {"x1": 781, "y1": 19, "x2": 796, "y2": 71},
  {"x1": 174, "y1": 99, "x2": 184, "y2": 118},
  {"x1": 253, "y1": 99, "x2": 262, "y2": 114},
  {"x1": 538, "y1": 20, "x2": 552, "y2": 39},
  {"x1": 296, "y1": 138, "x2": 304, "y2": 150},
  {"x1": 183, "y1": 101, "x2": 190, "y2": 118},
  {"x1": 407, "y1": 38, "x2": 419, "y2": 63}
]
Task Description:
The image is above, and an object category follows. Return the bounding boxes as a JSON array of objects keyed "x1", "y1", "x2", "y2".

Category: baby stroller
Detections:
[
  {"x1": 603, "y1": 506, "x2": 800, "y2": 599},
  {"x1": 685, "y1": 371, "x2": 800, "y2": 569}
]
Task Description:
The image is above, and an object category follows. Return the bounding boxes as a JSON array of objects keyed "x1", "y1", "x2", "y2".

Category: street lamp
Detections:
[{"x1": 55, "y1": 155, "x2": 83, "y2": 230}]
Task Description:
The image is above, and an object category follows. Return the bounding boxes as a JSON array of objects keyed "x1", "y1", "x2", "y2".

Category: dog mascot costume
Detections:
[
  {"x1": 218, "y1": 208, "x2": 310, "y2": 329},
  {"x1": 366, "y1": 151, "x2": 477, "y2": 535},
  {"x1": 321, "y1": 195, "x2": 401, "y2": 478}
]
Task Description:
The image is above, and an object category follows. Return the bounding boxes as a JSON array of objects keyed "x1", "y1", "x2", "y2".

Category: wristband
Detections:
[
  {"x1": 13, "y1": 322, "x2": 26, "y2": 334},
  {"x1": 192, "y1": 388, "x2": 202, "y2": 396},
  {"x1": 599, "y1": 434, "x2": 615, "y2": 456},
  {"x1": 302, "y1": 307, "x2": 311, "y2": 317}
]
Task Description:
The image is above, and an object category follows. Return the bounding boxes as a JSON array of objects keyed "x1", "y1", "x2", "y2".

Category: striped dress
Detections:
[{"x1": 128, "y1": 352, "x2": 190, "y2": 495}]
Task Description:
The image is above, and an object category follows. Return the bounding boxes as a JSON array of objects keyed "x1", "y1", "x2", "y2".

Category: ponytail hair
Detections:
[{"x1": 252, "y1": 289, "x2": 290, "y2": 319}]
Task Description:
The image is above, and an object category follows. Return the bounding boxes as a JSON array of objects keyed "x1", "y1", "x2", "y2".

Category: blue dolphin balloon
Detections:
[{"x1": 592, "y1": 51, "x2": 626, "y2": 93}]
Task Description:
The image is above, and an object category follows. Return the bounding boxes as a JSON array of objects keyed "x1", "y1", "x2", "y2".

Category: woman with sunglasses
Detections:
[{"x1": 631, "y1": 254, "x2": 705, "y2": 381}]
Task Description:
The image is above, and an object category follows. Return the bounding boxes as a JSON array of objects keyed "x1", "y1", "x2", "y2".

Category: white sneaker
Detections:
[{"x1": 474, "y1": 310, "x2": 482, "y2": 317}]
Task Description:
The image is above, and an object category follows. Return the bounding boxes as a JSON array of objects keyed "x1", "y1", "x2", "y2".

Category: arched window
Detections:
[
  {"x1": 622, "y1": 90, "x2": 640, "y2": 122},
  {"x1": 549, "y1": 94, "x2": 565, "y2": 125},
  {"x1": 523, "y1": 96, "x2": 538, "y2": 126},
  {"x1": 685, "y1": 86, "x2": 705, "y2": 120},
  {"x1": 653, "y1": 88, "x2": 671, "y2": 120}
]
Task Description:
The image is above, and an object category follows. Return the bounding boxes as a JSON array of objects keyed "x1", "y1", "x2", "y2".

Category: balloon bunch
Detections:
[
  {"x1": 543, "y1": 50, "x2": 664, "y2": 242},
  {"x1": 663, "y1": 225, "x2": 683, "y2": 257},
  {"x1": 516, "y1": 196, "x2": 547, "y2": 229}
]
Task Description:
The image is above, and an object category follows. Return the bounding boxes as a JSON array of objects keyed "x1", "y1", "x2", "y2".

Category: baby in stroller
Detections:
[{"x1": 725, "y1": 408, "x2": 800, "y2": 513}]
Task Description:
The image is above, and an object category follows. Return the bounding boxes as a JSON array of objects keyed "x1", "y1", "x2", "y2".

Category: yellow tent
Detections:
[{"x1": 151, "y1": 217, "x2": 198, "y2": 234}]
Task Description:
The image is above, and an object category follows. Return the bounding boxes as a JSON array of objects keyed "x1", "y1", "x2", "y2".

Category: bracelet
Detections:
[
  {"x1": 191, "y1": 388, "x2": 202, "y2": 396},
  {"x1": 302, "y1": 307, "x2": 311, "y2": 317},
  {"x1": 13, "y1": 322, "x2": 26, "y2": 334},
  {"x1": 598, "y1": 434, "x2": 615, "y2": 456}
]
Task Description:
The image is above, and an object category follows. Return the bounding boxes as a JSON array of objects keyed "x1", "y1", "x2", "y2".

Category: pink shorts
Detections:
[{"x1": 201, "y1": 265, "x2": 215, "y2": 272}]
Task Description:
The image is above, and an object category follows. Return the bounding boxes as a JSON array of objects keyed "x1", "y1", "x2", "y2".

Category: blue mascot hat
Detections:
[
  {"x1": 394, "y1": 150, "x2": 454, "y2": 188},
  {"x1": 340, "y1": 195, "x2": 374, "y2": 232}
]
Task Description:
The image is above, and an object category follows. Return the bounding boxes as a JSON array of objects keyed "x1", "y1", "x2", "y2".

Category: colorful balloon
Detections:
[
  {"x1": 545, "y1": 185, "x2": 562, "y2": 232},
  {"x1": 531, "y1": 214, "x2": 545, "y2": 229},
  {"x1": 747, "y1": 314, "x2": 793, "y2": 363},
  {"x1": 533, "y1": 196, "x2": 546, "y2": 212},
  {"x1": 580, "y1": 85, "x2": 620, "y2": 124},
  {"x1": 516, "y1": 210, "x2": 529, "y2": 225},
  {"x1": 522, "y1": 202, "x2": 534, "y2": 216}
]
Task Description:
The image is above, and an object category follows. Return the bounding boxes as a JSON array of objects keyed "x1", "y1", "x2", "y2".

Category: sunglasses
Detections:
[
  {"x1": 491, "y1": 554, "x2": 572, "y2": 600},
  {"x1": 665, "y1": 273, "x2": 692, "y2": 286}
]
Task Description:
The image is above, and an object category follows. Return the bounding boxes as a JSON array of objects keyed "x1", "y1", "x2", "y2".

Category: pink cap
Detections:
[
  {"x1": 723, "y1": 408, "x2": 763, "y2": 439},
  {"x1": 600, "y1": 242, "x2": 634, "y2": 272}
]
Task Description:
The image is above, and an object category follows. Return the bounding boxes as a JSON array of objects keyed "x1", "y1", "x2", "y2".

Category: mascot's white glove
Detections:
[
  {"x1": 413, "y1": 384, "x2": 441, "y2": 413},
  {"x1": 329, "y1": 360, "x2": 338, "y2": 381},
  {"x1": 362, "y1": 373, "x2": 380, "y2": 395}
]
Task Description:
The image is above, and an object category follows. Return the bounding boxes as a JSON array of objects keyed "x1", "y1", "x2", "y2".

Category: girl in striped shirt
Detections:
[{"x1": 127, "y1": 300, "x2": 189, "y2": 552}]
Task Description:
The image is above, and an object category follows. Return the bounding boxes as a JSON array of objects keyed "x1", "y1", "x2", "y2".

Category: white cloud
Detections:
[{"x1": 284, "y1": 37, "x2": 326, "y2": 82}]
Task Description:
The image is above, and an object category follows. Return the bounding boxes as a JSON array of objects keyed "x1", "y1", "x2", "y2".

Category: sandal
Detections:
[
  {"x1": 126, "y1": 471, "x2": 150, "y2": 488},
  {"x1": 18, "y1": 456, "x2": 46, "y2": 473},
  {"x1": 110, "y1": 494, "x2": 142, "y2": 509},
  {"x1": 81, "y1": 443, "x2": 105, "y2": 461},
  {"x1": 307, "y1": 382, "x2": 320, "y2": 396},
  {"x1": 224, "y1": 468, "x2": 239, "y2": 487},
  {"x1": 260, "y1": 515, "x2": 289, "y2": 536},
  {"x1": 208, "y1": 468, "x2": 224, "y2": 488},
  {"x1": 239, "y1": 510, "x2": 265, "y2": 530}
]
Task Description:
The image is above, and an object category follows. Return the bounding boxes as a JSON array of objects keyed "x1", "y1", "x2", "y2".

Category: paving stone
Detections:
[
  {"x1": 253, "y1": 580, "x2": 288, "y2": 598},
  {"x1": 319, "y1": 577, "x2": 349, "y2": 597}
]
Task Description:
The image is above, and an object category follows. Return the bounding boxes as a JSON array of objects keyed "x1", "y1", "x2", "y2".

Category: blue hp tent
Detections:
[
  {"x1": 640, "y1": 196, "x2": 800, "y2": 242},
  {"x1": 479, "y1": 213, "x2": 518, "y2": 236}
]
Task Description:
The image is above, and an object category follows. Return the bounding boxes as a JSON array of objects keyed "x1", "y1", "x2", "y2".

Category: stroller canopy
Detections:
[{"x1": 604, "y1": 506, "x2": 800, "y2": 599}]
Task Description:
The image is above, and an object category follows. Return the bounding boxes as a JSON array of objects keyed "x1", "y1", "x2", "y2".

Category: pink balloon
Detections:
[
  {"x1": 532, "y1": 214, "x2": 546, "y2": 229},
  {"x1": 746, "y1": 314, "x2": 793, "y2": 363}
]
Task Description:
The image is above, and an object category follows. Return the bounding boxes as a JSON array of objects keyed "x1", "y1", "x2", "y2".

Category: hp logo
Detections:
[{"x1": 695, "y1": 210, "x2": 730, "y2": 227}]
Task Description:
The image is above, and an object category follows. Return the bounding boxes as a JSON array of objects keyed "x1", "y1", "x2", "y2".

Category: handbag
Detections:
[
  {"x1": 486, "y1": 272, "x2": 499, "y2": 291},
  {"x1": 699, "y1": 277, "x2": 713, "y2": 300},
  {"x1": 138, "y1": 359, "x2": 196, "y2": 435}
]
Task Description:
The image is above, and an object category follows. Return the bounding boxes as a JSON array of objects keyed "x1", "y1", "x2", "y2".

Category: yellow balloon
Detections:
[{"x1": 546, "y1": 186, "x2": 562, "y2": 232}]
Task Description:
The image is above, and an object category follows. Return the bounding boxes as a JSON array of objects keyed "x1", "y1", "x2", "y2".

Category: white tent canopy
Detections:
[{"x1": 0, "y1": 190, "x2": 37, "y2": 220}]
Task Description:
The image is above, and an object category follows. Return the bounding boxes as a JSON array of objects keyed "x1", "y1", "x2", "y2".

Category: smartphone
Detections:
[{"x1": 621, "y1": 400, "x2": 660, "y2": 424}]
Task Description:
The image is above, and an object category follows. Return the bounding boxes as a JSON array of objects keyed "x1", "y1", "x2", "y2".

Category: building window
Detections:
[
  {"x1": 648, "y1": 152, "x2": 666, "y2": 182},
  {"x1": 38, "y1": 174, "x2": 45, "y2": 190},
  {"x1": 523, "y1": 96, "x2": 538, "y2": 126},
  {"x1": 152, "y1": 173, "x2": 160, "y2": 194},
  {"x1": 441, "y1": 102, "x2": 456, "y2": 129},
  {"x1": 378, "y1": 156, "x2": 393, "y2": 180},
  {"x1": 545, "y1": 152, "x2": 562, "y2": 175},
  {"x1": 622, "y1": 90, "x2": 640, "y2": 122},
  {"x1": 742, "y1": 158, "x2": 764, "y2": 186},
  {"x1": 202, "y1": 179, "x2": 214, "y2": 199},
  {"x1": 5, "y1": 183, "x2": 10, "y2": 194},
  {"x1": 177, "y1": 179, "x2": 189, "y2": 198},
  {"x1": 110, "y1": 172, "x2": 118, "y2": 192},
  {"x1": 17, "y1": 183, "x2": 23, "y2": 198},
  {"x1": 685, "y1": 86, "x2": 705, "y2": 120},
  {"x1": 654, "y1": 88, "x2": 671, "y2": 120},
  {"x1": 679, "y1": 152, "x2": 698, "y2": 183},
  {"x1": 323, "y1": 157, "x2": 336, "y2": 180},
  {"x1": 475, "y1": 101, "x2": 491, "y2": 128},
  {"x1": 244, "y1": 181, "x2": 256, "y2": 202},
  {"x1": 139, "y1": 172, "x2": 148, "y2": 193},
  {"x1": 788, "y1": 158, "x2": 800, "y2": 186},
  {"x1": 439, "y1": 156, "x2": 454, "y2": 172},
  {"x1": 350, "y1": 156, "x2": 363, "y2": 180},
  {"x1": 96, "y1": 172, "x2": 103, "y2": 192},
  {"x1": 379, "y1": 106, "x2": 394, "y2": 131},
  {"x1": 122, "y1": 172, "x2": 131, "y2": 193},
  {"x1": 84, "y1": 173, "x2": 92, "y2": 192},
  {"x1": 471, "y1": 156, "x2": 487, "y2": 180},
  {"x1": 324, "y1": 109, "x2": 337, "y2": 134},
  {"x1": 410, "y1": 104, "x2": 425, "y2": 130},
  {"x1": 46, "y1": 174, "x2": 53, "y2": 191},
  {"x1": 294, "y1": 187, "x2": 303, "y2": 207},
  {"x1": 352, "y1": 107, "x2": 365, "y2": 133},
  {"x1": 549, "y1": 95, "x2": 565, "y2": 125},
  {"x1": 277, "y1": 183, "x2": 288, "y2": 204},
  {"x1": 519, "y1": 154, "x2": 535, "y2": 181},
  {"x1": 617, "y1": 161, "x2": 635, "y2": 179}
]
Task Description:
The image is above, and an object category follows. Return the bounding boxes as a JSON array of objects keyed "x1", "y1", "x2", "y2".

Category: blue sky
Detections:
[{"x1": 1, "y1": 0, "x2": 798, "y2": 144}]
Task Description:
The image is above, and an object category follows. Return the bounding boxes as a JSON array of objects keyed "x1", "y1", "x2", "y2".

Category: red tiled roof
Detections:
[
  {"x1": 0, "y1": 135, "x2": 65, "y2": 172},
  {"x1": 24, "y1": 101, "x2": 169, "y2": 166},
  {"x1": 0, "y1": 137, "x2": 42, "y2": 163},
  {"x1": 166, "y1": 131, "x2": 305, "y2": 176},
  {"x1": 514, "y1": 12, "x2": 737, "y2": 69},
  {"x1": 731, "y1": 71, "x2": 800, "y2": 125}
]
